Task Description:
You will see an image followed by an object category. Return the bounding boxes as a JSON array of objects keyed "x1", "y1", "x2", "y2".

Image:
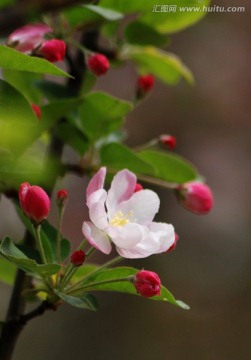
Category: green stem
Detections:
[
  {"x1": 57, "y1": 207, "x2": 64, "y2": 264},
  {"x1": 66, "y1": 256, "x2": 123, "y2": 293},
  {"x1": 67, "y1": 276, "x2": 132, "y2": 295},
  {"x1": 33, "y1": 225, "x2": 47, "y2": 264}
]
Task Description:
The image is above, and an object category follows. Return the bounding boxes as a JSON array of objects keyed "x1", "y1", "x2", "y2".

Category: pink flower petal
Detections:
[
  {"x1": 86, "y1": 167, "x2": 106, "y2": 205},
  {"x1": 106, "y1": 223, "x2": 143, "y2": 249},
  {"x1": 7, "y1": 23, "x2": 52, "y2": 53},
  {"x1": 82, "y1": 221, "x2": 111, "y2": 254},
  {"x1": 106, "y1": 169, "x2": 136, "y2": 219},
  {"x1": 149, "y1": 222, "x2": 175, "y2": 253},
  {"x1": 117, "y1": 189, "x2": 160, "y2": 226},
  {"x1": 89, "y1": 201, "x2": 108, "y2": 230}
]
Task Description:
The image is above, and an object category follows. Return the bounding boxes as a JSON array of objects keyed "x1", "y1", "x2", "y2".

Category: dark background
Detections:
[{"x1": 1, "y1": 0, "x2": 251, "y2": 358}]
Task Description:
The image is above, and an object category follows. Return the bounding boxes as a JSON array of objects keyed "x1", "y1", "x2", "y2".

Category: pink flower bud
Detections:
[
  {"x1": 167, "y1": 232, "x2": 179, "y2": 252},
  {"x1": 134, "y1": 270, "x2": 161, "y2": 297},
  {"x1": 71, "y1": 250, "x2": 86, "y2": 266},
  {"x1": 159, "y1": 134, "x2": 176, "y2": 149},
  {"x1": 31, "y1": 104, "x2": 42, "y2": 119},
  {"x1": 134, "y1": 183, "x2": 143, "y2": 192},
  {"x1": 38, "y1": 39, "x2": 66, "y2": 62},
  {"x1": 57, "y1": 189, "x2": 68, "y2": 207},
  {"x1": 136, "y1": 74, "x2": 155, "y2": 97},
  {"x1": 6, "y1": 23, "x2": 52, "y2": 53},
  {"x1": 176, "y1": 182, "x2": 213, "y2": 215},
  {"x1": 19, "y1": 182, "x2": 50, "y2": 224},
  {"x1": 87, "y1": 53, "x2": 110, "y2": 76}
]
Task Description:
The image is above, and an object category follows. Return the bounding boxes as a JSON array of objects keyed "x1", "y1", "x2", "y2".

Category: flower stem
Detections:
[
  {"x1": 65, "y1": 256, "x2": 123, "y2": 293},
  {"x1": 33, "y1": 225, "x2": 47, "y2": 264},
  {"x1": 57, "y1": 207, "x2": 64, "y2": 264}
]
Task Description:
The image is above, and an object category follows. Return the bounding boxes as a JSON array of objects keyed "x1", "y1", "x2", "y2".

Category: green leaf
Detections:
[
  {"x1": 126, "y1": 46, "x2": 194, "y2": 85},
  {"x1": 71, "y1": 264, "x2": 99, "y2": 283},
  {"x1": 78, "y1": 92, "x2": 132, "y2": 141},
  {"x1": 55, "y1": 291, "x2": 98, "y2": 311},
  {"x1": 0, "y1": 45, "x2": 70, "y2": 77},
  {"x1": 0, "y1": 258, "x2": 16, "y2": 285},
  {"x1": 100, "y1": 143, "x2": 154, "y2": 174},
  {"x1": 41, "y1": 221, "x2": 71, "y2": 263},
  {"x1": 35, "y1": 81, "x2": 72, "y2": 101},
  {"x1": 100, "y1": 0, "x2": 210, "y2": 34},
  {"x1": 125, "y1": 21, "x2": 168, "y2": 46},
  {"x1": 0, "y1": 79, "x2": 38, "y2": 154},
  {"x1": 64, "y1": 4, "x2": 123, "y2": 27},
  {"x1": 84, "y1": 4, "x2": 123, "y2": 20},
  {"x1": 55, "y1": 123, "x2": 89, "y2": 155},
  {"x1": 140, "y1": 0, "x2": 210, "y2": 34},
  {"x1": 3, "y1": 69, "x2": 42, "y2": 103},
  {"x1": 77, "y1": 267, "x2": 189, "y2": 309},
  {"x1": 0, "y1": 237, "x2": 60, "y2": 277},
  {"x1": 137, "y1": 150, "x2": 198, "y2": 184}
]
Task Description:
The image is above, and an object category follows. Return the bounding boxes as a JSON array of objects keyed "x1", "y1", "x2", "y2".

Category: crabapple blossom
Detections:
[
  {"x1": 82, "y1": 168, "x2": 175, "y2": 258},
  {"x1": 38, "y1": 39, "x2": 66, "y2": 62},
  {"x1": 6, "y1": 23, "x2": 52, "y2": 53},
  {"x1": 87, "y1": 53, "x2": 110, "y2": 76}
]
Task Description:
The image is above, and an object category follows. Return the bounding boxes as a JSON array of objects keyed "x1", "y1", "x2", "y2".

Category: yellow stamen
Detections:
[{"x1": 110, "y1": 211, "x2": 133, "y2": 227}]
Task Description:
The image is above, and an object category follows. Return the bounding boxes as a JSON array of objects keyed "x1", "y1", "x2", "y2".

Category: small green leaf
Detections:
[
  {"x1": 0, "y1": 237, "x2": 60, "y2": 277},
  {"x1": 41, "y1": 221, "x2": 71, "y2": 263},
  {"x1": 137, "y1": 150, "x2": 198, "y2": 184},
  {"x1": 127, "y1": 46, "x2": 194, "y2": 85},
  {"x1": 0, "y1": 258, "x2": 16, "y2": 285},
  {"x1": 55, "y1": 291, "x2": 98, "y2": 311},
  {"x1": 84, "y1": 4, "x2": 123, "y2": 20},
  {"x1": 0, "y1": 45, "x2": 70, "y2": 77},
  {"x1": 100, "y1": 143, "x2": 154, "y2": 174},
  {"x1": 78, "y1": 92, "x2": 132, "y2": 141},
  {"x1": 125, "y1": 21, "x2": 168, "y2": 46},
  {"x1": 71, "y1": 264, "x2": 99, "y2": 283},
  {"x1": 64, "y1": 4, "x2": 123, "y2": 27}
]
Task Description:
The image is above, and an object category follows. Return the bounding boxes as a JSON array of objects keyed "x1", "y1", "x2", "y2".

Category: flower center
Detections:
[{"x1": 110, "y1": 211, "x2": 133, "y2": 227}]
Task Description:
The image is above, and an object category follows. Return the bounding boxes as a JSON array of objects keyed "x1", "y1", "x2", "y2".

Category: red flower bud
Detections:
[
  {"x1": 176, "y1": 182, "x2": 213, "y2": 215},
  {"x1": 134, "y1": 270, "x2": 161, "y2": 298},
  {"x1": 136, "y1": 74, "x2": 155, "y2": 97},
  {"x1": 19, "y1": 182, "x2": 50, "y2": 224},
  {"x1": 134, "y1": 183, "x2": 143, "y2": 192},
  {"x1": 6, "y1": 23, "x2": 52, "y2": 53},
  {"x1": 87, "y1": 53, "x2": 110, "y2": 76},
  {"x1": 57, "y1": 189, "x2": 68, "y2": 207},
  {"x1": 71, "y1": 250, "x2": 86, "y2": 266},
  {"x1": 159, "y1": 134, "x2": 176, "y2": 149},
  {"x1": 39, "y1": 39, "x2": 66, "y2": 62},
  {"x1": 31, "y1": 104, "x2": 42, "y2": 119},
  {"x1": 167, "y1": 232, "x2": 179, "y2": 252}
]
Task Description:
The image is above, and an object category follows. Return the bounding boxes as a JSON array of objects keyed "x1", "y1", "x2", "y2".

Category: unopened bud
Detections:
[
  {"x1": 31, "y1": 104, "x2": 42, "y2": 119},
  {"x1": 57, "y1": 189, "x2": 68, "y2": 207},
  {"x1": 71, "y1": 250, "x2": 86, "y2": 266},
  {"x1": 136, "y1": 74, "x2": 155, "y2": 98},
  {"x1": 159, "y1": 134, "x2": 176, "y2": 149},
  {"x1": 167, "y1": 232, "x2": 179, "y2": 252},
  {"x1": 19, "y1": 182, "x2": 50, "y2": 224},
  {"x1": 87, "y1": 53, "x2": 110, "y2": 76},
  {"x1": 176, "y1": 182, "x2": 213, "y2": 215},
  {"x1": 133, "y1": 270, "x2": 161, "y2": 297},
  {"x1": 134, "y1": 183, "x2": 143, "y2": 192},
  {"x1": 38, "y1": 39, "x2": 66, "y2": 62}
]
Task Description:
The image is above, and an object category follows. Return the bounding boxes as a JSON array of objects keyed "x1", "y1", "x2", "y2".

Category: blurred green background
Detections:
[{"x1": 1, "y1": 0, "x2": 251, "y2": 358}]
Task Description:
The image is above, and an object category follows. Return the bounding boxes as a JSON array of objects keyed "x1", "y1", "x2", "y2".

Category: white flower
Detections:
[{"x1": 82, "y1": 168, "x2": 175, "y2": 258}]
